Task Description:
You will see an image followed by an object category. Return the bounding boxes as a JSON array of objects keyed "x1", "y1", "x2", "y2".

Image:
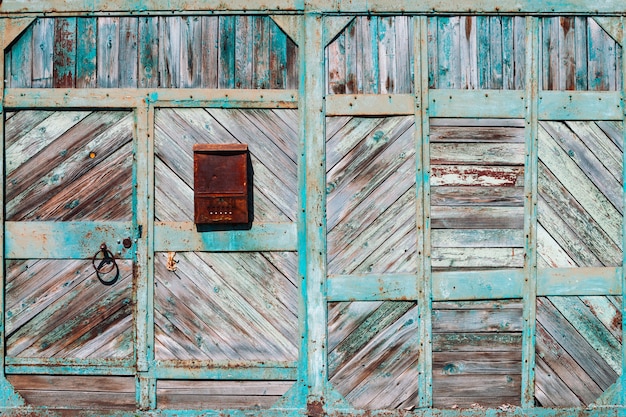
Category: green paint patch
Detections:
[{"x1": 64, "y1": 199, "x2": 80, "y2": 209}]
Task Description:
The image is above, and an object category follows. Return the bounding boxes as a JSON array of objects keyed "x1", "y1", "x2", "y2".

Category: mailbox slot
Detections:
[{"x1": 193, "y1": 143, "x2": 249, "y2": 224}]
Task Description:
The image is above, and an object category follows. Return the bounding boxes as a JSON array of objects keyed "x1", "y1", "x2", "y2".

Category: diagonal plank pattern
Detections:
[
  {"x1": 5, "y1": 259, "x2": 134, "y2": 359},
  {"x1": 5, "y1": 110, "x2": 134, "y2": 221},
  {"x1": 326, "y1": 116, "x2": 417, "y2": 275},
  {"x1": 154, "y1": 251, "x2": 298, "y2": 361},
  {"x1": 155, "y1": 108, "x2": 299, "y2": 223},
  {"x1": 328, "y1": 301, "x2": 419, "y2": 409},
  {"x1": 536, "y1": 120, "x2": 623, "y2": 406}
]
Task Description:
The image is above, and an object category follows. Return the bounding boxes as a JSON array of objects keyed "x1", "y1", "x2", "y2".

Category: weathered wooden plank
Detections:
[
  {"x1": 54, "y1": 18, "x2": 78, "y2": 88},
  {"x1": 118, "y1": 17, "x2": 138, "y2": 88},
  {"x1": 327, "y1": 29, "x2": 345, "y2": 94},
  {"x1": 432, "y1": 247, "x2": 524, "y2": 269},
  {"x1": 431, "y1": 165, "x2": 524, "y2": 187},
  {"x1": 427, "y1": 16, "x2": 438, "y2": 88},
  {"x1": 394, "y1": 16, "x2": 412, "y2": 94},
  {"x1": 459, "y1": 16, "x2": 478, "y2": 89},
  {"x1": 432, "y1": 229, "x2": 524, "y2": 248},
  {"x1": 217, "y1": 16, "x2": 235, "y2": 88},
  {"x1": 434, "y1": 351, "x2": 521, "y2": 375},
  {"x1": 513, "y1": 16, "x2": 526, "y2": 90},
  {"x1": 253, "y1": 16, "x2": 271, "y2": 89},
  {"x1": 160, "y1": 16, "x2": 181, "y2": 88},
  {"x1": 343, "y1": 18, "x2": 357, "y2": 94},
  {"x1": 477, "y1": 16, "x2": 491, "y2": 88},
  {"x1": 431, "y1": 186, "x2": 525, "y2": 207},
  {"x1": 489, "y1": 16, "x2": 504, "y2": 89},
  {"x1": 32, "y1": 18, "x2": 53, "y2": 88},
  {"x1": 138, "y1": 17, "x2": 159, "y2": 88},
  {"x1": 433, "y1": 309, "x2": 522, "y2": 333},
  {"x1": 431, "y1": 142, "x2": 525, "y2": 165},
  {"x1": 97, "y1": 17, "x2": 119, "y2": 88},
  {"x1": 535, "y1": 356, "x2": 583, "y2": 407},
  {"x1": 433, "y1": 374, "x2": 521, "y2": 405},
  {"x1": 429, "y1": 90, "x2": 526, "y2": 118},
  {"x1": 433, "y1": 270, "x2": 524, "y2": 301},
  {"x1": 76, "y1": 17, "x2": 97, "y2": 88},
  {"x1": 588, "y1": 17, "x2": 617, "y2": 91},
  {"x1": 437, "y1": 16, "x2": 461, "y2": 89},
  {"x1": 234, "y1": 15, "x2": 253, "y2": 89},
  {"x1": 200, "y1": 16, "x2": 219, "y2": 88},
  {"x1": 378, "y1": 16, "x2": 396, "y2": 93},
  {"x1": 431, "y1": 206, "x2": 524, "y2": 230},
  {"x1": 430, "y1": 124, "x2": 525, "y2": 142},
  {"x1": 502, "y1": 16, "x2": 514, "y2": 89},
  {"x1": 180, "y1": 16, "x2": 202, "y2": 88}
]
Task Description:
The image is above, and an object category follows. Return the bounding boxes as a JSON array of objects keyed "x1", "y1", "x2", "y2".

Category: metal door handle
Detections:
[{"x1": 92, "y1": 243, "x2": 120, "y2": 286}]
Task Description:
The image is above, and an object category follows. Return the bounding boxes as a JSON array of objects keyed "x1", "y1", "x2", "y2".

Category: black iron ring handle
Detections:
[{"x1": 92, "y1": 243, "x2": 120, "y2": 286}]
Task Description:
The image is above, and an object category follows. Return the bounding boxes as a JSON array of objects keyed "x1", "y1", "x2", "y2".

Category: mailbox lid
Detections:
[{"x1": 193, "y1": 144, "x2": 248, "y2": 195}]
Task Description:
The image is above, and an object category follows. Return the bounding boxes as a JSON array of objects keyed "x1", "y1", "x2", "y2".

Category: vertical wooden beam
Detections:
[
  {"x1": 0, "y1": 18, "x2": 25, "y2": 407},
  {"x1": 415, "y1": 15, "x2": 433, "y2": 409},
  {"x1": 618, "y1": 16, "x2": 626, "y2": 406},
  {"x1": 299, "y1": 11, "x2": 327, "y2": 414},
  {"x1": 521, "y1": 16, "x2": 539, "y2": 408},
  {"x1": 135, "y1": 103, "x2": 156, "y2": 410}
]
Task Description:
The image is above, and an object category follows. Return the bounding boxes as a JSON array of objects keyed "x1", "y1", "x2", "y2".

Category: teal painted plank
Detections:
[
  {"x1": 76, "y1": 17, "x2": 97, "y2": 88},
  {"x1": 538, "y1": 268, "x2": 621, "y2": 296},
  {"x1": 5, "y1": 221, "x2": 134, "y2": 259},
  {"x1": 138, "y1": 17, "x2": 159, "y2": 88},
  {"x1": 32, "y1": 18, "x2": 53, "y2": 88},
  {"x1": 433, "y1": 269, "x2": 524, "y2": 301},
  {"x1": 5, "y1": 357, "x2": 134, "y2": 375},
  {"x1": 153, "y1": 222, "x2": 297, "y2": 252},
  {"x1": 325, "y1": 94, "x2": 414, "y2": 116},
  {"x1": 477, "y1": 16, "x2": 491, "y2": 88},
  {"x1": 538, "y1": 91, "x2": 622, "y2": 120},
  {"x1": 270, "y1": 15, "x2": 288, "y2": 89},
  {"x1": 326, "y1": 274, "x2": 417, "y2": 301},
  {"x1": 489, "y1": 16, "x2": 504, "y2": 89},
  {"x1": 218, "y1": 16, "x2": 235, "y2": 89},
  {"x1": 429, "y1": 90, "x2": 525, "y2": 118},
  {"x1": 437, "y1": 16, "x2": 461, "y2": 89},
  {"x1": 9, "y1": 23, "x2": 32, "y2": 88},
  {"x1": 97, "y1": 17, "x2": 119, "y2": 88},
  {"x1": 53, "y1": 17, "x2": 77, "y2": 88}
]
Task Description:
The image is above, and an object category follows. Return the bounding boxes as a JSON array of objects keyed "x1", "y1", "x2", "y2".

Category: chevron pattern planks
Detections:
[
  {"x1": 154, "y1": 251, "x2": 298, "y2": 361},
  {"x1": 5, "y1": 110, "x2": 134, "y2": 221},
  {"x1": 326, "y1": 116, "x2": 417, "y2": 275},
  {"x1": 5, "y1": 259, "x2": 134, "y2": 359},
  {"x1": 536, "y1": 120, "x2": 623, "y2": 406},
  {"x1": 155, "y1": 108, "x2": 299, "y2": 223},
  {"x1": 328, "y1": 301, "x2": 419, "y2": 409},
  {"x1": 537, "y1": 121, "x2": 622, "y2": 268}
]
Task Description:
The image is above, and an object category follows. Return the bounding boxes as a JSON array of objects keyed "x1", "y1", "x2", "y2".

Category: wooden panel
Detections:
[
  {"x1": 326, "y1": 116, "x2": 417, "y2": 275},
  {"x1": 7, "y1": 375, "x2": 135, "y2": 410},
  {"x1": 5, "y1": 259, "x2": 133, "y2": 359},
  {"x1": 432, "y1": 300, "x2": 522, "y2": 408},
  {"x1": 326, "y1": 16, "x2": 414, "y2": 95},
  {"x1": 157, "y1": 380, "x2": 293, "y2": 409},
  {"x1": 5, "y1": 110, "x2": 133, "y2": 222},
  {"x1": 6, "y1": 16, "x2": 298, "y2": 89},
  {"x1": 154, "y1": 251, "x2": 298, "y2": 361},
  {"x1": 154, "y1": 108, "x2": 298, "y2": 223},
  {"x1": 429, "y1": 16, "x2": 525, "y2": 90},
  {"x1": 537, "y1": 121, "x2": 623, "y2": 268},
  {"x1": 535, "y1": 296, "x2": 622, "y2": 406},
  {"x1": 540, "y1": 17, "x2": 622, "y2": 91},
  {"x1": 430, "y1": 120, "x2": 525, "y2": 271},
  {"x1": 328, "y1": 301, "x2": 418, "y2": 409}
]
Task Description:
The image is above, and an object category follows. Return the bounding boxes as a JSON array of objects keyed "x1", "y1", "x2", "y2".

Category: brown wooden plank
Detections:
[
  {"x1": 430, "y1": 125, "x2": 525, "y2": 142},
  {"x1": 433, "y1": 374, "x2": 521, "y2": 405},
  {"x1": 160, "y1": 16, "x2": 181, "y2": 88},
  {"x1": 431, "y1": 186, "x2": 524, "y2": 207},
  {"x1": 431, "y1": 143, "x2": 525, "y2": 166},
  {"x1": 328, "y1": 301, "x2": 383, "y2": 352},
  {"x1": 433, "y1": 333, "x2": 522, "y2": 352},
  {"x1": 433, "y1": 351, "x2": 521, "y2": 375},
  {"x1": 432, "y1": 308, "x2": 523, "y2": 333},
  {"x1": 200, "y1": 16, "x2": 219, "y2": 88},
  {"x1": 431, "y1": 206, "x2": 524, "y2": 229},
  {"x1": 253, "y1": 16, "x2": 271, "y2": 89},
  {"x1": 53, "y1": 17, "x2": 77, "y2": 88},
  {"x1": 535, "y1": 356, "x2": 583, "y2": 407}
]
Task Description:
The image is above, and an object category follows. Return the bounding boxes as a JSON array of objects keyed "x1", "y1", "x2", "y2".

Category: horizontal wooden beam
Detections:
[
  {"x1": 5, "y1": 221, "x2": 135, "y2": 259},
  {"x1": 538, "y1": 91, "x2": 622, "y2": 120},
  {"x1": 1, "y1": 0, "x2": 625, "y2": 15},
  {"x1": 154, "y1": 222, "x2": 297, "y2": 252},
  {"x1": 153, "y1": 361, "x2": 297, "y2": 380},
  {"x1": 325, "y1": 94, "x2": 415, "y2": 116},
  {"x1": 327, "y1": 267, "x2": 621, "y2": 301},
  {"x1": 3, "y1": 89, "x2": 298, "y2": 109},
  {"x1": 5, "y1": 357, "x2": 135, "y2": 376},
  {"x1": 429, "y1": 90, "x2": 526, "y2": 118}
]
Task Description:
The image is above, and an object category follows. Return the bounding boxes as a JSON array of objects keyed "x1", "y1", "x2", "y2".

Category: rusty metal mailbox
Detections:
[{"x1": 193, "y1": 143, "x2": 249, "y2": 224}]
